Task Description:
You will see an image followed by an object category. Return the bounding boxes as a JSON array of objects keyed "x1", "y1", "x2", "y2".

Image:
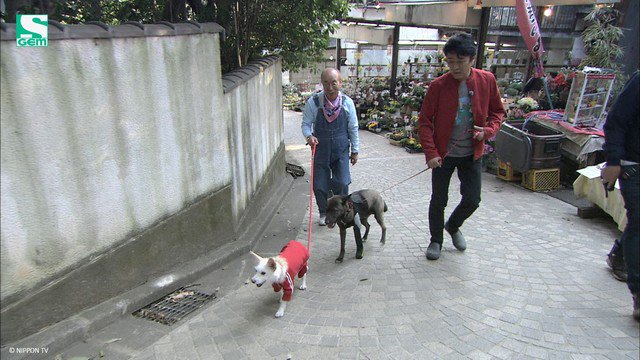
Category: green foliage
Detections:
[
  {"x1": 580, "y1": 7, "x2": 623, "y2": 69},
  {"x1": 505, "y1": 88, "x2": 519, "y2": 97},
  {"x1": 497, "y1": 79, "x2": 510, "y2": 88},
  {"x1": 8, "y1": 0, "x2": 349, "y2": 73},
  {"x1": 411, "y1": 86, "x2": 425, "y2": 99},
  {"x1": 508, "y1": 82, "x2": 523, "y2": 92},
  {"x1": 579, "y1": 6, "x2": 626, "y2": 104}
]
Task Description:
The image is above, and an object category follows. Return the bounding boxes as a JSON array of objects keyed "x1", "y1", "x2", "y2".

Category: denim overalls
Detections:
[{"x1": 312, "y1": 94, "x2": 352, "y2": 215}]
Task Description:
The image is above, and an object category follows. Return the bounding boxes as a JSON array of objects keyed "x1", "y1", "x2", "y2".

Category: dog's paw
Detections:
[
  {"x1": 299, "y1": 284, "x2": 307, "y2": 290},
  {"x1": 355, "y1": 252, "x2": 364, "y2": 259},
  {"x1": 335, "y1": 257, "x2": 343, "y2": 263},
  {"x1": 275, "y1": 310, "x2": 285, "y2": 318},
  {"x1": 362, "y1": 236, "x2": 368, "y2": 243}
]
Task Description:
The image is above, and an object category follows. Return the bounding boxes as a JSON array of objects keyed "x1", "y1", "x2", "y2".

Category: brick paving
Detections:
[{"x1": 66, "y1": 110, "x2": 638, "y2": 359}]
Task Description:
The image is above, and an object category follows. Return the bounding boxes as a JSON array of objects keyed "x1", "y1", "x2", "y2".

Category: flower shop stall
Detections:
[{"x1": 490, "y1": 68, "x2": 616, "y2": 188}]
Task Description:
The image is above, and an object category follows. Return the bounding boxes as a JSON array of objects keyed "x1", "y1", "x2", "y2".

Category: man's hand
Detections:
[
  {"x1": 427, "y1": 157, "x2": 442, "y2": 169},
  {"x1": 306, "y1": 135, "x2": 319, "y2": 147},
  {"x1": 350, "y1": 153, "x2": 358, "y2": 165},
  {"x1": 601, "y1": 164, "x2": 621, "y2": 191},
  {"x1": 472, "y1": 126, "x2": 485, "y2": 141}
]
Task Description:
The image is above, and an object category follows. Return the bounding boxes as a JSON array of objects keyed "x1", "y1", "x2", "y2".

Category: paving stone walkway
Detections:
[{"x1": 70, "y1": 110, "x2": 639, "y2": 360}]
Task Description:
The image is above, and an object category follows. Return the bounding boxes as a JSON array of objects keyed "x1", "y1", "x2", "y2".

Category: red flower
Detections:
[{"x1": 553, "y1": 74, "x2": 567, "y2": 87}]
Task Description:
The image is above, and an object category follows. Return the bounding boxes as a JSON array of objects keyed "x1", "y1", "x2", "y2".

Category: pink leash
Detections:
[{"x1": 307, "y1": 144, "x2": 317, "y2": 251}]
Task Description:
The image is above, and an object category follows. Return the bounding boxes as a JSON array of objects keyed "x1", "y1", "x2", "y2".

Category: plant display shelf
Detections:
[{"x1": 564, "y1": 72, "x2": 615, "y2": 128}]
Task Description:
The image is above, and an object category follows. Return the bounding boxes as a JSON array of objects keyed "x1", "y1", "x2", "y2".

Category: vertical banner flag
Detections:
[{"x1": 516, "y1": 0, "x2": 545, "y2": 77}]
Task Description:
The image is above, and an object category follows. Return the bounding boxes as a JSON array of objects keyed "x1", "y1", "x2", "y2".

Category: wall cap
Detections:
[
  {"x1": 1, "y1": 21, "x2": 224, "y2": 41},
  {"x1": 222, "y1": 56, "x2": 281, "y2": 93}
]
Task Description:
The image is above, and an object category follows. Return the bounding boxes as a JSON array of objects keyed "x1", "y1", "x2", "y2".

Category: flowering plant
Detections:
[
  {"x1": 483, "y1": 134, "x2": 497, "y2": 155},
  {"x1": 367, "y1": 120, "x2": 380, "y2": 131},
  {"x1": 516, "y1": 97, "x2": 539, "y2": 113}
]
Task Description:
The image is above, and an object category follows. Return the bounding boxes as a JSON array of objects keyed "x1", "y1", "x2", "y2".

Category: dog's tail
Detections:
[{"x1": 384, "y1": 202, "x2": 388, "y2": 212}]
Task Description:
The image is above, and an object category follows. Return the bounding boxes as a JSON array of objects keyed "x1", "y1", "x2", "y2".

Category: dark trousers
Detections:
[
  {"x1": 620, "y1": 168, "x2": 640, "y2": 295},
  {"x1": 429, "y1": 155, "x2": 481, "y2": 244}
]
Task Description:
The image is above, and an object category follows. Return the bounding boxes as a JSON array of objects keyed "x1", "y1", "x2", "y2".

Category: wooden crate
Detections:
[
  {"x1": 497, "y1": 159, "x2": 521, "y2": 181},
  {"x1": 522, "y1": 168, "x2": 560, "y2": 192}
]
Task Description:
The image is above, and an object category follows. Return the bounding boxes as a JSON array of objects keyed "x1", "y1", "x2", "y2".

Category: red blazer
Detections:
[{"x1": 418, "y1": 68, "x2": 505, "y2": 162}]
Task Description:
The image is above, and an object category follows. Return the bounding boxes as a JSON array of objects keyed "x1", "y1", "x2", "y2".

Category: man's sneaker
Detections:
[
  {"x1": 445, "y1": 222, "x2": 466, "y2": 251},
  {"x1": 426, "y1": 242, "x2": 442, "y2": 260},
  {"x1": 607, "y1": 240, "x2": 627, "y2": 282},
  {"x1": 633, "y1": 294, "x2": 640, "y2": 321},
  {"x1": 318, "y1": 215, "x2": 326, "y2": 226}
]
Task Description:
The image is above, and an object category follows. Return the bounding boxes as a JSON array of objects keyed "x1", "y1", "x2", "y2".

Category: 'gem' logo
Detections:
[{"x1": 16, "y1": 15, "x2": 48, "y2": 47}]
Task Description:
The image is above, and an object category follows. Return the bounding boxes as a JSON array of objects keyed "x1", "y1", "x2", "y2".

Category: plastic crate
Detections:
[
  {"x1": 497, "y1": 159, "x2": 521, "y2": 181},
  {"x1": 521, "y1": 168, "x2": 560, "y2": 192}
]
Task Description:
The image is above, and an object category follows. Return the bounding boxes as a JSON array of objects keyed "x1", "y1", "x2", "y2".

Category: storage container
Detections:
[
  {"x1": 495, "y1": 120, "x2": 565, "y2": 172},
  {"x1": 521, "y1": 168, "x2": 560, "y2": 192},
  {"x1": 496, "y1": 159, "x2": 521, "y2": 181}
]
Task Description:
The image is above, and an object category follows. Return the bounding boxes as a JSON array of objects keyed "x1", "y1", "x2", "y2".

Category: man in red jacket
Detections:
[{"x1": 418, "y1": 33, "x2": 505, "y2": 260}]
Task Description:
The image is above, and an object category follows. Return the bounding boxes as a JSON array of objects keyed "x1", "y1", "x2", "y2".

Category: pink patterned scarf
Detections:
[{"x1": 322, "y1": 92, "x2": 342, "y2": 123}]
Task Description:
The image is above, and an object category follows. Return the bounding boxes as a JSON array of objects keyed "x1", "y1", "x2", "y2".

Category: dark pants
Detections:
[
  {"x1": 620, "y1": 167, "x2": 640, "y2": 295},
  {"x1": 429, "y1": 155, "x2": 481, "y2": 244}
]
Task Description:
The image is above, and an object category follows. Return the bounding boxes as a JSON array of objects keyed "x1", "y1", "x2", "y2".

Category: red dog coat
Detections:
[{"x1": 271, "y1": 240, "x2": 309, "y2": 301}]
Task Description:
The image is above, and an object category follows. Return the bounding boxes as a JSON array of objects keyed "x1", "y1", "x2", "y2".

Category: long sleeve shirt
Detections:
[
  {"x1": 603, "y1": 72, "x2": 639, "y2": 166},
  {"x1": 300, "y1": 91, "x2": 360, "y2": 154}
]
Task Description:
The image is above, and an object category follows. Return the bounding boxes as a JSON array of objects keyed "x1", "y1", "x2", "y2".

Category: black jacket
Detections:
[{"x1": 603, "y1": 72, "x2": 639, "y2": 166}]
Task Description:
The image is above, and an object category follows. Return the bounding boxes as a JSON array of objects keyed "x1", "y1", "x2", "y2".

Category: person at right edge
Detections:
[
  {"x1": 601, "y1": 71, "x2": 639, "y2": 321},
  {"x1": 418, "y1": 33, "x2": 505, "y2": 261}
]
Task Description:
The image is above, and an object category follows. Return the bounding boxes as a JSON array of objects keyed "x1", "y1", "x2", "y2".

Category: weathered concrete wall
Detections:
[
  {"x1": 0, "y1": 22, "x2": 285, "y2": 344},
  {"x1": 224, "y1": 60, "x2": 284, "y2": 224}
]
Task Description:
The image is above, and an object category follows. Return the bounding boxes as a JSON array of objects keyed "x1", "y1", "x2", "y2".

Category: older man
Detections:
[{"x1": 301, "y1": 68, "x2": 360, "y2": 226}]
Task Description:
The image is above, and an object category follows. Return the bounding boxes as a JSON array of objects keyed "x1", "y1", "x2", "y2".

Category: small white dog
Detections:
[{"x1": 250, "y1": 240, "x2": 309, "y2": 317}]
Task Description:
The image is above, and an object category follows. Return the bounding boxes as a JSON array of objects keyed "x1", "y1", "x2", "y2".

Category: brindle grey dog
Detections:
[{"x1": 324, "y1": 189, "x2": 388, "y2": 263}]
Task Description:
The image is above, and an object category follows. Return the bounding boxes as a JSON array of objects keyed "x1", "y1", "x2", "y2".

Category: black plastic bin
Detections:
[{"x1": 495, "y1": 120, "x2": 565, "y2": 173}]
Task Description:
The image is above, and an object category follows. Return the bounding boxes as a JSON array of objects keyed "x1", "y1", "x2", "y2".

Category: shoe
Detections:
[
  {"x1": 318, "y1": 215, "x2": 326, "y2": 226},
  {"x1": 633, "y1": 294, "x2": 640, "y2": 321},
  {"x1": 445, "y1": 222, "x2": 466, "y2": 251},
  {"x1": 426, "y1": 242, "x2": 442, "y2": 260},
  {"x1": 607, "y1": 240, "x2": 627, "y2": 282},
  {"x1": 606, "y1": 256, "x2": 627, "y2": 282}
]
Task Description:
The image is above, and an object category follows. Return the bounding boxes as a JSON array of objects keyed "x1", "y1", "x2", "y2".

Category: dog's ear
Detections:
[
  {"x1": 267, "y1": 258, "x2": 277, "y2": 270},
  {"x1": 249, "y1": 251, "x2": 262, "y2": 263}
]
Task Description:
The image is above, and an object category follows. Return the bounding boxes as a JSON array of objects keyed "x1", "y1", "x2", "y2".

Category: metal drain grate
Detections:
[{"x1": 133, "y1": 286, "x2": 215, "y2": 325}]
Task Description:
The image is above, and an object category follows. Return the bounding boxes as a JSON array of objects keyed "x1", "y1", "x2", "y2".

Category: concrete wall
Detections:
[
  {"x1": 224, "y1": 60, "x2": 284, "y2": 224},
  {"x1": 0, "y1": 22, "x2": 285, "y2": 344}
]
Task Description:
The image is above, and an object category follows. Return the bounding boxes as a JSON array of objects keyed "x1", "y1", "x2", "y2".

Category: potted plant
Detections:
[
  {"x1": 404, "y1": 137, "x2": 423, "y2": 153},
  {"x1": 389, "y1": 130, "x2": 406, "y2": 146},
  {"x1": 516, "y1": 96, "x2": 539, "y2": 114},
  {"x1": 482, "y1": 135, "x2": 498, "y2": 174}
]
